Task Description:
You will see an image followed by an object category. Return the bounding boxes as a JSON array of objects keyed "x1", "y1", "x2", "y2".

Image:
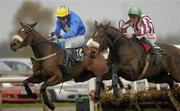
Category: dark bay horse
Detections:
[
  {"x1": 10, "y1": 21, "x2": 109, "y2": 110},
  {"x1": 92, "y1": 21, "x2": 180, "y2": 96}
]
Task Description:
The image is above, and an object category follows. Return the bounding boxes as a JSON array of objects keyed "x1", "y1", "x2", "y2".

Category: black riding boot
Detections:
[
  {"x1": 140, "y1": 37, "x2": 156, "y2": 54},
  {"x1": 140, "y1": 37, "x2": 161, "y2": 64},
  {"x1": 64, "y1": 49, "x2": 72, "y2": 73}
]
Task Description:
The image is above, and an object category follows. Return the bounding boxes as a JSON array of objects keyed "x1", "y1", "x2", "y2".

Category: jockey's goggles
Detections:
[
  {"x1": 129, "y1": 14, "x2": 139, "y2": 20},
  {"x1": 57, "y1": 16, "x2": 68, "y2": 20}
]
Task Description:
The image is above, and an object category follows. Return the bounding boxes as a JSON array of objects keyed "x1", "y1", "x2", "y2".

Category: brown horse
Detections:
[
  {"x1": 10, "y1": 21, "x2": 108, "y2": 110},
  {"x1": 92, "y1": 21, "x2": 180, "y2": 96}
]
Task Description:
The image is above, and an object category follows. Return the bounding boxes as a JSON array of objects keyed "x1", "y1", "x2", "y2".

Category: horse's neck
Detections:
[
  {"x1": 107, "y1": 27, "x2": 127, "y2": 45},
  {"x1": 31, "y1": 31, "x2": 54, "y2": 58}
]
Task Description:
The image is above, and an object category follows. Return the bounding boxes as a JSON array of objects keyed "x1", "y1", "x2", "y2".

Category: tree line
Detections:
[{"x1": 0, "y1": 1, "x2": 179, "y2": 58}]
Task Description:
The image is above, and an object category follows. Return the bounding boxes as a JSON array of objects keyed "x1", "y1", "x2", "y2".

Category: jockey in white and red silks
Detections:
[{"x1": 122, "y1": 7, "x2": 157, "y2": 53}]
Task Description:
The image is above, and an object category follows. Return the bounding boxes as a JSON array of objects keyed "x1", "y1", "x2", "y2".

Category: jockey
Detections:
[
  {"x1": 122, "y1": 7, "x2": 157, "y2": 54},
  {"x1": 50, "y1": 6, "x2": 86, "y2": 72}
]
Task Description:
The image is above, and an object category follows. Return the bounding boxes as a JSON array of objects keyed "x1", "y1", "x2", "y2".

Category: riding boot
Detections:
[
  {"x1": 140, "y1": 37, "x2": 161, "y2": 64},
  {"x1": 140, "y1": 37, "x2": 156, "y2": 54},
  {"x1": 65, "y1": 49, "x2": 72, "y2": 73}
]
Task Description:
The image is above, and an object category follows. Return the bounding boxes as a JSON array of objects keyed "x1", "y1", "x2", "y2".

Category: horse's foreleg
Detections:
[
  {"x1": 112, "y1": 64, "x2": 119, "y2": 97},
  {"x1": 40, "y1": 69, "x2": 62, "y2": 110},
  {"x1": 95, "y1": 75, "x2": 104, "y2": 102},
  {"x1": 23, "y1": 76, "x2": 43, "y2": 99}
]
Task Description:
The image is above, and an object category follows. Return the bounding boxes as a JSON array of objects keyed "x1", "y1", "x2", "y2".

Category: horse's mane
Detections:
[
  {"x1": 24, "y1": 23, "x2": 47, "y2": 41},
  {"x1": 107, "y1": 25, "x2": 123, "y2": 37},
  {"x1": 107, "y1": 25, "x2": 140, "y2": 45},
  {"x1": 109, "y1": 26, "x2": 120, "y2": 32},
  {"x1": 32, "y1": 28, "x2": 47, "y2": 41}
]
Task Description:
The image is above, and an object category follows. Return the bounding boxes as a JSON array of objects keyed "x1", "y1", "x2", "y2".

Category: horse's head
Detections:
[
  {"x1": 91, "y1": 21, "x2": 111, "y2": 52},
  {"x1": 10, "y1": 21, "x2": 38, "y2": 51},
  {"x1": 91, "y1": 21, "x2": 127, "y2": 53}
]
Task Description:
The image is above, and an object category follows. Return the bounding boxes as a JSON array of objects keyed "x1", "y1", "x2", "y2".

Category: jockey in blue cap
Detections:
[{"x1": 50, "y1": 6, "x2": 86, "y2": 72}]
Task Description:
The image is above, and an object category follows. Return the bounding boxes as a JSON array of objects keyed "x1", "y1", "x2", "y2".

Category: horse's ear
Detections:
[
  {"x1": 99, "y1": 23, "x2": 103, "y2": 27},
  {"x1": 19, "y1": 20, "x2": 24, "y2": 26},
  {"x1": 30, "y1": 57, "x2": 35, "y2": 63},
  {"x1": 95, "y1": 21, "x2": 98, "y2": 27},
  {"x1": 104, "y1": 21, "x2": 111, "y2": 30},
  {"x1": 30, "y1": 21, "x2": 38, "y2": 28},
  {"x1": 105, "y1": 21, "x2": 111, "y2": 27}
]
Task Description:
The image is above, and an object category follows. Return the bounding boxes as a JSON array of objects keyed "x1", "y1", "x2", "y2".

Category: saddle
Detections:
[
  {"x1": 138, "y1": 43, "x2": 164, "y2": 79},
  {"x1": 59, "y1": 47, "x2": 85, "y2": 73},
  {"x1": 139, "y1": 40, "x2": 164, "y2": 54}
]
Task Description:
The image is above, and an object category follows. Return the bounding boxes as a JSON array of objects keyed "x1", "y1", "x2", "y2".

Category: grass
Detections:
[{"x1": 2, "y1": 102, "x2": 76, "y2": 108}]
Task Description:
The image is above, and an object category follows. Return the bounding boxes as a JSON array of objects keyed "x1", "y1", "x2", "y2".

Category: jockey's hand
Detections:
[
  {"x1": 47, "y1": 36, "x2": 57, "y2": 41},
  {"x1": 49, "y1": 32, "x2": 55, "y2": 37},
  {"x1": 57, "y1": 35, "x2": 63, "y2": 39},
  {"x1": 123, "y1": 33, "x2": 132, "y2": 39}
]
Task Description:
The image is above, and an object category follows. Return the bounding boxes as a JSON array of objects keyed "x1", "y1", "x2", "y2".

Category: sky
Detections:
[{"x1": 0, "y1": 0, "x2": 180, "y2": 43}]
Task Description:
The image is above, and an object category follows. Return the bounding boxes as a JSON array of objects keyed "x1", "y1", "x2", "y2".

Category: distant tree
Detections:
[
  {"x1": 13, "y1": 1, "x2": 53, "y2": 36},
  {"x1": 85, "y1": 18, "x2": 116, "y2": 42}
]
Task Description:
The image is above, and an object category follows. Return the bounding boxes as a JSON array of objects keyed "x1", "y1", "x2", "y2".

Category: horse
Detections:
[
  {"x1": 91, "y1": 21, "x2": 180, "y2": 96},
  {"x1": 10, "y1": 21, "x2": 109, "y2": 110}
]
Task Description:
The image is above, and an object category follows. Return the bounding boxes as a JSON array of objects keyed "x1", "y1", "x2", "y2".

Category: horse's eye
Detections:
[{"x1": 21, "y1": 28, "x2": 25, "y2": 32}]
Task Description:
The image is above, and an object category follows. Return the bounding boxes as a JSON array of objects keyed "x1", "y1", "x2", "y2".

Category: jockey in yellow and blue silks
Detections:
[
  {"x1": 50, "y1": 6, "x2": 85, "y2": 49},
  {"x1": 50, "y1": 6, "x2": 86, "y2": 73}
]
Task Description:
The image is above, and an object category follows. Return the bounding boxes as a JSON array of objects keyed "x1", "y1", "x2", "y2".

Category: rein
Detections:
[
  {"x1": 21, "y1": 37, "x2": 54, "y2": 48},
  {"x1": 20, "y1": 24, "x2": 54, "y2": 48},
  {"x1": 95, "y1": 29, "x2": 121, "y2": 50},
  {"x1": 21, "y1": 24, "x2": 59, "y2": 61}
]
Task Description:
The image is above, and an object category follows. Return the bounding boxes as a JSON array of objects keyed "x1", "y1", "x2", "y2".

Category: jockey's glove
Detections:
[
  {"x1": 50, "y1": 32, "x2": 55, "y2": 37},
  {"x1": 57, "y1": 35, "x2": 63, "y2": 39},
  {"x1": 47, "y1": 36, "x2": 57, "y2": 41},
  {"x1": 49, "y1": 35, "x2": 62, "y2": 41}
]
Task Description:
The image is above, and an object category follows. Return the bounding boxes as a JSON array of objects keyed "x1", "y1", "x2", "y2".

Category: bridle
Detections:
[
  {"x1": 19, "y1": 24, "x2": 52, "y2": 48},
  {"x1": 20, "y1": 24, "x2": 58, "y2": 61},
  {"x1": 93, "y1": 28, "x2": 121, "y2": 51}
]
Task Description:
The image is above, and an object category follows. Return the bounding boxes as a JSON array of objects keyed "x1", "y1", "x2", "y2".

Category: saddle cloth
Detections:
[{"x1": 66, "y1": 47, "x2": 84, "y2": 66}]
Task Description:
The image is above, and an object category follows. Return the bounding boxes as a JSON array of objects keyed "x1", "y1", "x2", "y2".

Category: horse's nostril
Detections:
[
  {"x1": 10, "y1": 42, "x2": 17, "y2": 48},
  {"x1": 11, "y1": 43, "x2": 15, "y2": 46}
]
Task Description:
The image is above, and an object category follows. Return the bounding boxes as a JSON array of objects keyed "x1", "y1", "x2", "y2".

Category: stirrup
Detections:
[{"x1": 149, "y1": 50, "x2": 156, "y2": 55}]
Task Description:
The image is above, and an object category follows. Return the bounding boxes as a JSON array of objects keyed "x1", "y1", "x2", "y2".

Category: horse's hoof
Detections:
[
  {"x1": 47, "y1": 103, "x2": 55, "y2": 110},
  {"x1": 32, "y1": 93, "x2": 38, "y2": 99}
]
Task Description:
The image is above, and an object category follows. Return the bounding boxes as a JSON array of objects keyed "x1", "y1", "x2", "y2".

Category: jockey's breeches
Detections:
[
  {"x1": 136, "y1": 33, "x2": 157, "y2": 44},
  {"x1": 58, "y1": 35, "x2": 85, "y2": 48}
]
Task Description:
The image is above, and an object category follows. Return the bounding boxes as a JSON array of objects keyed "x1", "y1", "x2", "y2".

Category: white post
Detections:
[
  {"x1": 156, "y1": 84, "x2": 161, "y2": 90},
  {"x1": 133, "y1": 81, "x2": 137, "y2": 93},
  {"x1": 145, "y1": 79, "x2": 149, "y2": 91}
]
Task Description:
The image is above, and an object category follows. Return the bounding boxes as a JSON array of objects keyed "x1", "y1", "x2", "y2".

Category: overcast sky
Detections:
[{"x1": 0, "y1": 0, "x2": 180, "y2": 43}]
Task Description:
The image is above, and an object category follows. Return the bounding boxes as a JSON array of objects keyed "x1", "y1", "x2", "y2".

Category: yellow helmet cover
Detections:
[{"x1": 56, "y1": 6, "x2": 70, "y2": 17}]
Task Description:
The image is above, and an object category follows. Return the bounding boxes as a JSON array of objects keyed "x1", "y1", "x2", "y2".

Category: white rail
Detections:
[{"x1": 0, "y1": 77, "x2": 28, "y2": 83}]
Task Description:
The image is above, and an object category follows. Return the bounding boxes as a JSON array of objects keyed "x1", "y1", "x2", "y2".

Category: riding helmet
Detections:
[
  {"x1": 128, "y1": 7, "x2": 142, "y2": 18},
  {"x1": 55, "y1": 6, "x2": 70, "y2": 17}
]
